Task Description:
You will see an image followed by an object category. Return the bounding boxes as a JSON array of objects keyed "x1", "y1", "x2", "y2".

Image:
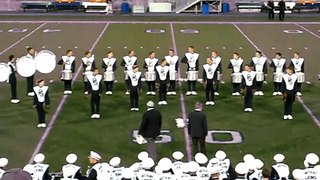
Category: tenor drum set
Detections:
[
  {"x1": 232, "y1": 73, "x2": 242, "y2": 83},
  {"x1": 273, "y1": 72, "x2": 283, "y2": 83},
  {"x1": 296, "y1": 72, "x2": 305, "y2": 83},
  {"x1": 145, "y1": 71, "x2": 156, "y2": 81},
  {"x1": 186, "y1": 71, "x2": 198, "y2": 81},
  {"x1": 104, "y1": 71, "x2": 115, "y2": 81},
  {"x1": 256, "y1": 72, "x2": 265, "y2": 82}
]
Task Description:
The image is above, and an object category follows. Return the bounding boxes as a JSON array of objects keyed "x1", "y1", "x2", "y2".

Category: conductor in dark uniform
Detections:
[
  {"x1": 138, "y1": 101, "x2": 162, "y2": 160},
  {"x1": 188, "y1": 102, "x2": 208, "y2": 156}
]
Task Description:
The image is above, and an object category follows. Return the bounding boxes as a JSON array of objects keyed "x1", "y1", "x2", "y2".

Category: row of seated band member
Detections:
[{"x1": 1, "y1": 151, "x2": 320, "y2": 180}]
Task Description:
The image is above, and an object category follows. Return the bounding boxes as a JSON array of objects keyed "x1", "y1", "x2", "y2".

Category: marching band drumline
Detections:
[{"x1": 0, "y1": 47, "x2": 308, "y2": 123}]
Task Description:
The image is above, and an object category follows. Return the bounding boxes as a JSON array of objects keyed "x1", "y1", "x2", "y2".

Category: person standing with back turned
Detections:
[{"x1": 188, "y1": 102, "x2": 208, "y2": 156}]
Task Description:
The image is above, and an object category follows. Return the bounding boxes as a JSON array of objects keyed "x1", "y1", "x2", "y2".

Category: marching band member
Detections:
[
  {"x1": 241, "y1": 64, "x2": 256, "y2": 112},
  {"x1": 121, "y1": 50, "x2": 138, "y2": 95},
  {"x1": 87, "y1": 68, "x2": 102, "y2": 119},
  {"x1": 181, "y1": 46, "x2": 200, "y2": 96},
  {"x1": 144, "y1": 51, "x2": 158, "y2": 95},
  {"x1": 26, "y1": 47, "x2": 36, "y2": 96},
  {"x1": 62, "y1": 153, "x2": 83, "y2": 180},
  {"x1": 87, "y1": 151, "x2": 102, "y2": 180},
  {"x1": 250, "y1": 51, "x2": 267, "y2": 96},
  {"x1": 270, "y1": 154, "x2": 290, "y2": 180},
  {"x1": 109, "y1": 157, "x2": 125, "y2": 180},
  {"x1": 82, "y1": 51, "x2": 96, "y2": 95},
  {"x1": 172, "y1": 151, "x2": 184, "y2": 176},
  {"x1": 102, "y1": 51, "x2": 117, "y2": 95},
  {"x1": 203, "y1": 57, "x2": 219, "y2": 106},
  {"x1": 8, "y1": 55, "x2": 20, "y2": 103},
  {"x1": 58, "y1": 49, "x2": 75, "y2": 95},
  {"x1": 211, "y1": 51, "x2": 222, "y2": 96},
  {"x1": 128, "y1": 65, "x2": 142, "y2": 111},
  {"x1": 165, "y1": 49, "x2": 179, "y2": 96},
  {"x1": 195, "y1": 153, "x2": 210, "y2": 180},
  {"x1": 289, "y1": 52, "x2": 304, "y2": 96},
  {"x1": 282, "y1": 67, "x2": 298, "y2": 120},
  {"x1": 33, "y1": 79, "x2": 50, "y2": 128},
  {"x1": 0, "y1": 158, "x2": 8, "y2": 179},
  {"x1": 32, "y1": 153, "x2": 50, "y2": 180},
  {"x1": 270, "y1": 52, "x2": 286, "y2": 96},
  {"x1": 303, "y1": 153, "x2": 319, "y2": 180},
  {"x1": 228, "y1": 53, "x2": 244, "y2": 96},
  {"x1": 156, "y1": 59, "x2": 170, "y2": 105}
]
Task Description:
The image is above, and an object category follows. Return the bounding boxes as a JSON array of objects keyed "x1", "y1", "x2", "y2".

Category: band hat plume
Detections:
[
  {"x1": 66, "y1": 153, "x2": 77, "y2": 164},
  {"x1": 137, "y1": 151, "x2": 149, "y2": 161},
  {"x1": 0, "y1": 158, "x2": 8, "y2": 167},
  {"x1": 172, "y1": 151, "x2": 184, "y2": 160},
  {"x1": 146, "y1": 101, "x2": 154, "y2": 108},
  {"x1": 88, "y1": 151, "x2": 101, "y2": 161},
  {"x1": 273, "y1": 154, "x2": 285, "y2": 163},
  {"x1": 34, "y1": 153, "x2": 45, "y2": 163},
  {"x1": 109, "y1": 157, "x2": 121, "y2": 167}
]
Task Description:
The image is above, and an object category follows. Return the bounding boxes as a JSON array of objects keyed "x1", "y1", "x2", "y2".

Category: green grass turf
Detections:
[{"x1": 0, "y1": 22, "x2": 319, "y2": 172}]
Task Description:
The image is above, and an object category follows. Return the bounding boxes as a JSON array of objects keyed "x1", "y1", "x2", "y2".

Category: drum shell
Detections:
[
  {"x1": 169, "y1": 71, "x2": 177, "y2": 81},
  {"x1": 61, "y1": 70, "x2": 73, "y2": 80},
  {"x1": 296, "y1": 72, "x2": 305, "y2": 83},
  {"x1": 145, "y1": 71, "x2": 156, "y2": 81},
  {"x1": 232, "y1": 73, "x2": 242, "y2": 83},
  {"x1": 0, "y1": 63, "x2": 10, "y2": 82},
  {"x1": 104, "y1": 71, "x2": 115, "y2": 81},
  {"x1": 256, "y1": 72, "x2": 264, "y2": 82},
  {"x1": 16, "y1": 56, "x2": 36, "y2": 77},
  {"x1": 273, "y1": 72, "x2": 283, "y2": 83},
  {"x1": 35, "y1": 50, "x2": 56, "y2": 74},
  {"x1": 186, "y1": 71, "x2": 198, "y2": 81}
]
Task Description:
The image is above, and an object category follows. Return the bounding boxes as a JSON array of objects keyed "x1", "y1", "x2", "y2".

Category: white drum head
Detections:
[
  {"x1": 17, "y1": 56, "x2": 36, "y2": 77},
  {"x1": 0, "y1": 63, "x2": 10, "y2": 82},
  {"x1": 35, "y1": 50, "x2": 56, "y2": 74}
]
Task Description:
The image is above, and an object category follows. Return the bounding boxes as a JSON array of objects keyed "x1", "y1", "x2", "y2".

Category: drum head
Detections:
[
  {"x1": 0, "y1": 63, "x2": 10, "y2": 82},
  {"x1": 35, "y1": 50, "x2": 56, "y2": 74},
  {"x1": 17, "y1": 56, "x2": 36, "y2": 77}
]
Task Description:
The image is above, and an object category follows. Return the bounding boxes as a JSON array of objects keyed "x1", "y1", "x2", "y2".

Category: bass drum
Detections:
[
  {"x1": 16, "y1": 56, "x2": 36, "y2": 77},
  {"x1": 35, "y1": 50, "x2": 56, "y2": 74},
  {"x1": 0, "y1": 63, "x2": 11, "y2": 82}
]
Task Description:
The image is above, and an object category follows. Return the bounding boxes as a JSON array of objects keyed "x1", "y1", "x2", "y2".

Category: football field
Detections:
[{"x1": 0, "y1": 18, "x2": 320, "y2": 172}]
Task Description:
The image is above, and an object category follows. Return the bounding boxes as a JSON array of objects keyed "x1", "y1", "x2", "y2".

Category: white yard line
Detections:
[
  {"x1": 295, "y1": 23, "x2": 320, "y2": 39},
  {"x1": 0, "y1": 23, "x2": 46, "y2": 56}
]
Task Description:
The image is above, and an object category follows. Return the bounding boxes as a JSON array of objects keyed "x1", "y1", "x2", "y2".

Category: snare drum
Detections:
[
  {"x1": 186, "y1": 71, "x2": 198, "y2": 81},
  {"x1": 104, "y1": 71, "x2": 115, "y2": 81},
  {"x1": 232, "y1": 73, "x2": 242, "y2": 83},
  {"x1": 83, "y1": 71, "x2": 93, "y2": 82},
  {"x1": 296, "y1": 72, "x2": 305, "y2": 83},
  {"x1": 273, "y1": 72, "x2": 283, "y2": 83},
  {"x1": 61, "y1": 70, "x2": 72, "y2": 80},
  {"x1": 145, "y1": 71, "x2": 156, "y2": 81},
  {"x1": 256, "y1": 72, "x2": 264, "y2": 82},
  {"x1": 170, "y1": 71, "x2": 177, "y2": 81}
]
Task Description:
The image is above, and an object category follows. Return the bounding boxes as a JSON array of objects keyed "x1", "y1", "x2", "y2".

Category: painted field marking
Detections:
[
  {"x1": 1, "y1": 21, "x2": 320, "y2": 25},
  {"x1": 0, "y1": 23, "x2": 46, "y2": 56},
  {"x1": 295, "y1": 24, "x2": 320, "y2": 39},
  {"x1": 28, "y1": 23, "x2": 110, "y2": 164},
  {"x1": 233, "y1": 23, "x2": 320, "y2": 128},
  {"x1": 170, "y1": 22, "x2": 192, "y2": 161}
]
